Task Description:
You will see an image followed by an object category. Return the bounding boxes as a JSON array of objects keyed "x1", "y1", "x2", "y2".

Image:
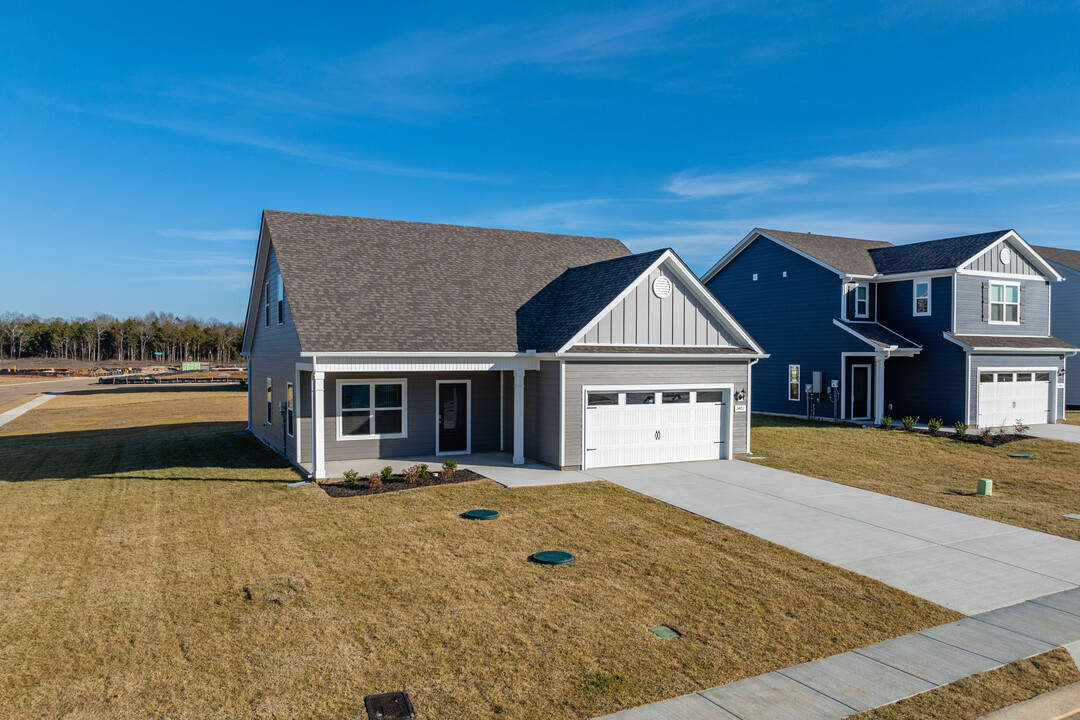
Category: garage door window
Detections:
[
  {"x1": 1036, "y1": 372, "x2": 1051, "y2": 382},
  {"x1": 695, "y1": 390, "x2": 725, "y2": 403},
  {"x1": 1017, "y1": 373, "x2": 1032, "y2": 382},
  {"x1": 662, "y1": 392, "x2": 689, "y2": 404},
  {"x1": 626, "y1": 392, "x2": 656, "y2": 405},
  {"x1": 587, "y1": 392, "x2": 619, "y2": 406},
  {"x1": 980, "y1": 373, "x2": 994, "y2": 382},
  {"x1": 998, "y1": 373, "x2": 1014, "y2": 382}
]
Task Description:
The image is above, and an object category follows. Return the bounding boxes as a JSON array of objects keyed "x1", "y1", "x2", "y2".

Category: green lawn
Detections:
[
  {"x1": 0, "y1": 388, "x2": 961, "y2": 720},
  {"x1": 750, "y1": 413, "x2": 1080, "y2": 541}
]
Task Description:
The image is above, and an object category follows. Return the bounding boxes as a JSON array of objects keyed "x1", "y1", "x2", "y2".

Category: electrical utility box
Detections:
[{"x1": 812, "y1": 371, "x2": 823, "y2": 394}]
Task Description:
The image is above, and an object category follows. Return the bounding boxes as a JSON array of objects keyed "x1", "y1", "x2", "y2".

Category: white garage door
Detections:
[
  {"x1": 977, "y1": 371, "x2": 1052, "y2": 428},
  {"x1": 583, "y1": 388, "x2": 730, "y2": 469}
]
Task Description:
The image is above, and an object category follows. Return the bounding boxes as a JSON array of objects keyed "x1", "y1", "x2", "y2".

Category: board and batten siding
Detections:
[
  {"x1": 964, "y1": 239, "x2": 1041, "y2": 276},
  {"x1": 319, "y1": 371, "x2": 501, "y2": 462},
  {"x1": 966, "y1": 353, "x2": 1065, "y2": 423},
  {"x1": 248, "y1": 243, "x2": 304, "y2": 461},
  {"x1": 581, "y1": 266, "x2": 738, "y2": 346},
  {"x1": 563, "y1": 360, "x2": 750, "y2": 466},
  {"x1": 523, "y1": 362, "x2": 562, "y2": 466},
  {"x1": 1048, "y1": 262, "x2": 1080, "y2": 405},
  {"x1": 953, "y1": 274, "x2": 1050, "y2": 337}
]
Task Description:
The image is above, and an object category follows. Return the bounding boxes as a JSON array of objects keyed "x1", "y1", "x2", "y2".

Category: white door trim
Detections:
[{"x1": 435, "y1": 379, "x2": 472, "y2": 456}]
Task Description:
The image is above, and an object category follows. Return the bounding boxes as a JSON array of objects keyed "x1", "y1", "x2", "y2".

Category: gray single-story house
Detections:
[{"x1": 241, "y1": 211, "x2": 765, "y2": 478}]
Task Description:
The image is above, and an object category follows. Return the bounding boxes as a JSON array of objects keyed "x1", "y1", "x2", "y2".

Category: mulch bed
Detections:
[
  {"x1": 319, "y1": 468, "x2": 487, "y2": 498},
  {"x1": 880, "y1": 427, "x2": 1029, "y2": 447}
]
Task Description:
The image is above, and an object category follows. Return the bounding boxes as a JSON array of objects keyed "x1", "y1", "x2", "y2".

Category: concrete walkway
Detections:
[
  {"x1": 598, "y1": 586, "x2": 1080, "y2": 720},
  {"x1": 0, "y1": 393, "x2": 60, "y2": 429},
  {"x1": 316, "y1": 452, "x2": 594, "y2": 486},
  {"x1": 587, "y1": 460, "x2": 1080, "y2": 615},
  {"x1": 1027, "y1": 422, "x2": 1080, "y2": 444}
]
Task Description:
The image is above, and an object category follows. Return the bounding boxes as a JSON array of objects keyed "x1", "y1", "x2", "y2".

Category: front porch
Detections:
[{"x1": 301, "y1": 451, "x2": 593, "y2": 487}]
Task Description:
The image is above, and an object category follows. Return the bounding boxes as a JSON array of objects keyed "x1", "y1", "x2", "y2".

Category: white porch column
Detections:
[
  {"x1": 874, "y1": 355, "x2": 886, "y2": 424},
  {"x1": 513, "y1": 368, "x2": 525, "y2": 465},
  {"x1": 313, "y1": 371, "x2": 326, "y2": 479}
]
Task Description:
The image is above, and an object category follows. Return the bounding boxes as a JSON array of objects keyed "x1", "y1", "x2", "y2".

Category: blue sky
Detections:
[{"x1": 2, "y1": 1, "x2": 1080, "y2": 321}]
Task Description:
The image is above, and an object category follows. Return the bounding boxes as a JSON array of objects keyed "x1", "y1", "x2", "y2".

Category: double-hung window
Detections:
[
  {"x1": 913, "y1": 280, "x2": 931, "y2": 316},
  {"x1": 338, "y1": 380, "x2": 407, "y2": 440},
  {"x1": 286, "y1": 382, "x2": 295, "y2": 436},
  {"x1": 788, "y1": 365, "x2": 800, "y2": 401},
  {"x1": 990, "y1": 282, "x2": 1020, "y2": 323},
  {"x1": 854, "y1": 284, "x2": 869, "y2": 318},
  {"x1": 277, "y1": 275, "x2": 285, "y2": 325},
  {"x1": 264, "y1": 281, "x2": 271, "y2": 327},
  {"x1": 266, "y1": 378, "x2": 273, "y2": 424}
]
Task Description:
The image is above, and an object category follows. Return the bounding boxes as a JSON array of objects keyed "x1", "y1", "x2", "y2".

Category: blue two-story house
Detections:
[
  {"x1": 1033, "y1": 245, "x2": 1080, "y2": 407},
  {"x1": 703, "y1": 228, "x2": 1077, "y2": 427}
]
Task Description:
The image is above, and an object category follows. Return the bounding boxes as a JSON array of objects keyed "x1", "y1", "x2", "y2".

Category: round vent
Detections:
[
  {"x1": 1000, "y1": 246, "x2": 1012, "y2": 265},
  {"x1": 652, "y1": 276, "x2": 672, "y2": 299}
]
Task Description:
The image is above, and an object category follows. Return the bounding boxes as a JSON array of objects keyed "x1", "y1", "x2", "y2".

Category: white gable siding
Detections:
[
  {"x1": 964, "y1": 239, "x2": 1041, "y2": 276},
  {"x1": 580, "y1": 265, "x2": 737, "y2": 346}
]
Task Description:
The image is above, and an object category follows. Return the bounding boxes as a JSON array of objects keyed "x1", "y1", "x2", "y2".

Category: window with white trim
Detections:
[
  {"x1": 264, "y1": 281, "x2": 270, "y2": 327},
  {"x1": 277, "y1": 275, "x2": 285, "y2": 325},
  {"x1": 854, "y1": 284, "x2": 869, "y2": 318},
  {"x1": 286, "y1": 382, "x2": 295, "y2": 436},
  {"x1": 913, "y1": 280, "x2": 931, "y2": 316},
  {"x1": 788, "y1": 365, "x2": 800, "y2": 401},
  {"x1": 266, "y1": 378, "x2": 272, "y2": 424},
  {"x1": 338, "y1": 380, "x2": 407, "y2": 440},
  {"x1": 990, "y1": 282, "x2": 1020, "y2": 323}
]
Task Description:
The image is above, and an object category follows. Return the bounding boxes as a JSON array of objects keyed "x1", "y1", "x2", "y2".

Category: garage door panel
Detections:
[{"x1": 977, "y1": 371, "x2": 1050, "y2": 428}]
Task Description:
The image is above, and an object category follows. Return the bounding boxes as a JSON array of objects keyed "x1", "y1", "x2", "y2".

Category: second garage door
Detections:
[
  {"x1": 977, "y1": 371, "x2": 1052, "y2": 428},
  {"x1": 583, "y1": 388, "x2": 730, "y2": 469}
]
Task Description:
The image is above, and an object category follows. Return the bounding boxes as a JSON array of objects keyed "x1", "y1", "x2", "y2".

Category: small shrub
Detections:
[
  {"x1": 998, "y1": 423, "x2": 1008, "y2": 436},
  {"x1": 418, "y1": 463, "x2": 430, "y2": 478},
  {"x1": 901, "y1": 415, "x2": 919, "y2": 431},
  {"x1": 979, "y1": 426, "x2": 993, "y2": 444},
  {"x1": 343, "y1": 469, "x2": 360, "y2": 487},
  {"x1": 1014, "y1": 418, "x2": 1030, "y2": 435},
  {"x1": 953, "y1": 421, "x2": 968, "y2": 437},
  {"x1": 880, "y1": 414, "x2": 893, "y2": 429},
  {"x1": 380, "y1": 466, "x2": 394, "y2": 482},
  {"x1": 442, "y1": 459, "x2": 458, "y2": 479},
  {"x1": 367, "y1": 472, "x2": 383, "y2": 490},
  {"x1": 402, "y1": 465, "x2": 421, "y2": 485},
  {"x1": 927, "y1": 418, "x2": 942, "y2": 433}
]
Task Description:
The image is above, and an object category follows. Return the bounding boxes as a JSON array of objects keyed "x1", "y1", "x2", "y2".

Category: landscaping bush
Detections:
[
  {"x1": 979, "y1": 426, "x2": 993, "y2": 443},
  {"x1": 953, "y1": 421, "x2": 968, "y2": 437},
  {"x1": 380, "y1": 466, "x2": 394, "y2": 482},
  {"x1": 343, "y1": 469, "x2": 360, "y2": 487},
  {"x1": 1014, "y1": 418, "x2": 1030, "y2": 435},
  {"x1": 418, "y1": 463, "x2": 430, "y2": 478},
  {"x1": 927, "y1": 418, "x2": 942, "y2": 433},
  {"x1": 367, "y1": 472, "x2": 383, "y2": 490},
  {"x1": 901, "y1": 416, "x2": 919, "y2": 431},
  {"x1": 880, "y1": 414, "x2": 892, "y2": 429},
  {"x1": 402, "y1": 465, "x2": 421, "y2": 485},
  {"x1": 442, "y1": 459, "x2": 458, "y2": 479}
]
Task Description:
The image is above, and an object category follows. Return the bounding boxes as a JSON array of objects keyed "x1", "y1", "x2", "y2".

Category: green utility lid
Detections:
[
  {"x1": 649, "y1": 625, "x2": 681, "y2": 639},
  {"x1": 462, "y1": 509, "x2": 499, "y2": 520},
  {"x1": 1007, "y1": 453, "x2": 1034, "y2": 459},
  {"x1": 531, "y1": 550, "x2": 574, "y2": 565}
]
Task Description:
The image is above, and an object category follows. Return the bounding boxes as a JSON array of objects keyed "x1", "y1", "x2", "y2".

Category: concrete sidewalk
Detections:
[
  {"x1": 587, "y1": 460, "x2": 1080, "y2": 615},
  {"x1": 597, "y1": 586, "x2": 1080, "y2": 720},
  {"x1": 0, "y1": 393, "x2": 60, "y2": 429},
  {"x1": 1027, "y1": 423, "x2": 1080, "y2": 444}
]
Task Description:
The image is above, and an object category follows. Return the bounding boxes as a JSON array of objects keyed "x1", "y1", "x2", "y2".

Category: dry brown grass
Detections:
[
  {"x1": 0, "y1": 393, "x2": 39, "y2": 414},
  {"x1": 750, "y1": 414, "x2": 1080, "y2": 541},
  {"x1": 0, "y1": 389, "x2": 960, "y2": 719},
  {"x1": 1063, "y1": 409, "x2": 1080, "y2": 426},
  {"x1": 0, "y1": 375, "x2": 54, "y2": 385},
  {"x1": 854, "y1": 648, "x2": 1080, "y2": 719}
]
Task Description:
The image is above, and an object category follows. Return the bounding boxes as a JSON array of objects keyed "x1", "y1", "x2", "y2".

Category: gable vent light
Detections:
[
  {"x1": 652, "y1": 276, "x2": 672, "y2": 298},
  {"x1": 1000, "y1": 247, "x2": 1012, "y2": 264}
]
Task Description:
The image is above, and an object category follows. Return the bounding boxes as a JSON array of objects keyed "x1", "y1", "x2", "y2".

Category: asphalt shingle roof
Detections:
[
  {"x1": 516, "y1": 249, "x2": 668, "y2": 352},
  {"x1": 264, "y1": 210, "x2": 633, "y2": 353},
  {"x1": 837, "y1": 321, "x2": 921, "y2": 350},
  {"x1": 1033, "y1": 245, "x2": 1080, "y2": 273},
  {"x1": 868, "y1": 231, "x2": 1011, "y2": 274},
  {"x1": 758, "y1": 229, "x2": 892, "y2": 276},
  {"x1": 946, "y1": 334, "x2": 1077, "y2": 350}
]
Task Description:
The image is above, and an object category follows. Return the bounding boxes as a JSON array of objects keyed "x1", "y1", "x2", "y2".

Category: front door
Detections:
[
  {"x1": 851, "y1": 364, "x2": 872, "y2": 419},
  {"x1": 437, "y1": 382, "x2": 469, "y2": 454}
]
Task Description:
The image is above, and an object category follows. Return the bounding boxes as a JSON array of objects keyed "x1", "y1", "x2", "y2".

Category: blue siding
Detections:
[
  {"x1": 706, "y1": 237, "x2": 867, "y2": 417},
  {"x1": 954, "y1": 274, "x2": 1051, "y2": 336},
  {"x1": 875, "y1": 276, "x2": 967, "y2": 423},
  {"x1": 1049, "y1": 263, "x2": 1080, "y2": 406}
]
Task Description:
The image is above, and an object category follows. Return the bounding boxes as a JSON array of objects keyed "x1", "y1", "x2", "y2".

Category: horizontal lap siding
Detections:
[
  {"x1": 563, "y1": 360, "x2": 750, "y2": 465},
  {"x1": 321, "y1": 371, "x2": 500, "y2": 461},
  {"x1": 1049, "y1": 263, "x2": 1080, "y2": 405},
  {"x1": 968, "y1": 354, "x2": 1065, "y2": 424},
  {"x1": 249, "y1": 244, "x2": 303, "y2": 460},
  {"x1": 954, "y1": 274, "x2": 1050, "y2": 336}
]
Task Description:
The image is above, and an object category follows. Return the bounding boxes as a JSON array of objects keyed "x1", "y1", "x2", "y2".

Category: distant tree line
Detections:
[{"x1": 0, "y1": 312, "x2": 245, "y2": 365}]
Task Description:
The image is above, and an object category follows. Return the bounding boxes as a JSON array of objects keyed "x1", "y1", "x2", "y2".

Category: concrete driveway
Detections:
[
  {"x1": 1027, "y1": 422, "x2": 1080, "y2": 443},
  {"x1": 586, "y1": 460, "x2": 1080, "y2": 615}
]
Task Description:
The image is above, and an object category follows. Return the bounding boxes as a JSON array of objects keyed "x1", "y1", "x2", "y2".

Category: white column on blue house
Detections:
[
  {"x1": 313, "y1": 370, "x2": 326, "y2": 479},
  {"x1": 874, "y1": 355, "x2": 886, "y2": 424},
  {"x1": 513, "y1": 368, "x2": 525, "y2": 465}
]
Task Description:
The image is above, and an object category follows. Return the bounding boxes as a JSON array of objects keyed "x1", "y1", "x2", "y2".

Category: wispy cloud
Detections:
[
  {"x1": 893, "y1": 169, "x2": 1080, "y2": 194},
  {"x1": 665, "y1": 170, "x2": 819, "y2": 198},
  {"x1": 158, "y1": 228, "x2": 258, "y2": 242},
  {"x1": 824, "y1": 150, "x2": 917, "y2": 169}
]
